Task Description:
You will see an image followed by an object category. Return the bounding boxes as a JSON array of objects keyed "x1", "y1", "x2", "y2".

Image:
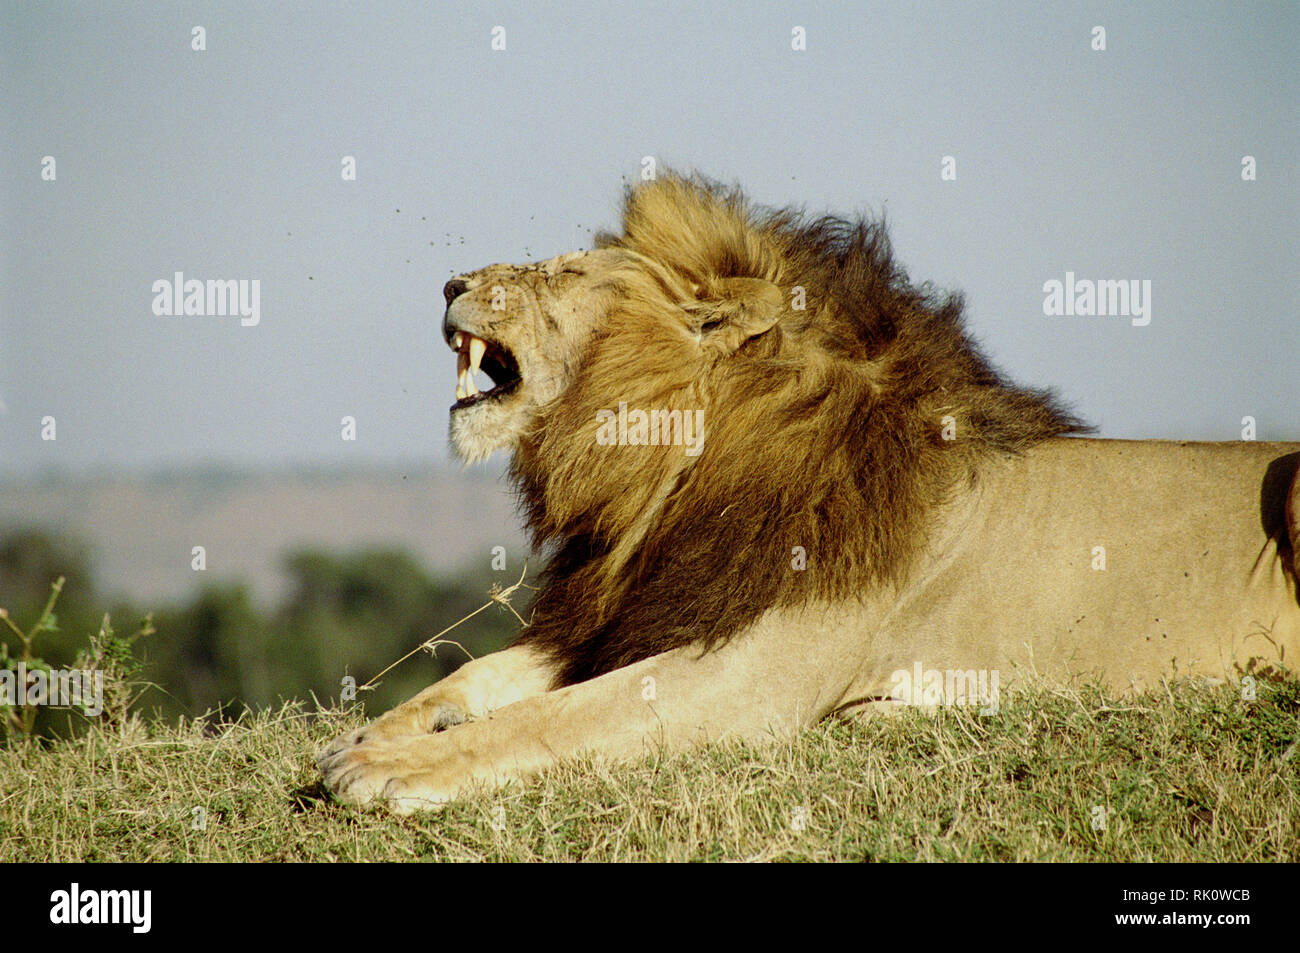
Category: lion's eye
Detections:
[{"x1": 700, "y1": 319, "x2": 723, "y2": 334}]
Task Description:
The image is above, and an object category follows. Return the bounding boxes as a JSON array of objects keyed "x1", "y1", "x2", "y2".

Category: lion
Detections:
[{"x1": 318, "y1": 173, "x2": 1300, "y2": 813}]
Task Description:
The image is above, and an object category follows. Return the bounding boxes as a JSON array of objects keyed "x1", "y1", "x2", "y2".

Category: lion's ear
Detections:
[{"x1": 688, "y1": 277, "x2": 783, "y2": 354}]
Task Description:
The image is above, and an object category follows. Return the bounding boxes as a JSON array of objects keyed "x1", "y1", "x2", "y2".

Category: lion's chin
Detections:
[{"x1": 449, "y1": 395, "x2": 530, "y2": 463}]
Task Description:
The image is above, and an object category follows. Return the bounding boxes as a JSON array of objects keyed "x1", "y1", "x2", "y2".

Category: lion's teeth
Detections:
[
  {"x1": 456, "y1": 365, "x2": 478, "y2": 400},
  {"x1": 452, "y1": 333, "x2": 487, "y2": 402},
  {"x1": 456, "y1": 348, "x2": 470, "y2": 399}
]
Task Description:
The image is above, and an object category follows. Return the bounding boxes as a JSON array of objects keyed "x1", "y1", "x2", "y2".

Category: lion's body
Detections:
[
  {"x1": 858, "y1": 437, "x2": 1299, "y2": 700},
  {"x1": 319, "y1": 175, "x2": 1299, "y2": 812}
]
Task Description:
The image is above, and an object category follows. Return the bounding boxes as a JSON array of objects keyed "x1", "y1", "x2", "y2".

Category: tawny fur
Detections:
[{"x1": 511, "y1": 174, "x2": 1088, "y2": 684}]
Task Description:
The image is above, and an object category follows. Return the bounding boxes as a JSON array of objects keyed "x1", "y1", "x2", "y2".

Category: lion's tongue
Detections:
[{"x1": 455, "y1": 333, "x2": 488, "y2": 400}]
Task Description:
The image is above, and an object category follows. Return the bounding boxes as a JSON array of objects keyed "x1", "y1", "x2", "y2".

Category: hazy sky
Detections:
[{"x1": 3, "y1": 1, "x2": 1296, "y2": 480}]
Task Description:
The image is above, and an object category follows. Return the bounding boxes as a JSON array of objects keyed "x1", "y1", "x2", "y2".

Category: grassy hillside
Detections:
[{"x1": 2, "y1": 676, "x2": 1296, "y2": 862}]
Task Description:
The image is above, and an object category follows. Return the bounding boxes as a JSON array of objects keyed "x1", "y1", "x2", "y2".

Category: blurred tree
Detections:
[
  {"x1": 0, "y1": 530, "x2": 105, "y2": 667},
  {"x1": 0, "y1": 529, "x2": 94, "y2": 617},
  {"x1": 0, "y1": 532, "x2": 524, "y2": 729},
  {"x1": 274, "y1": 548, "x2": 520, "y2": 715},
  {"x1": 149, "y1": 583, "x2": 264, "y2": 717}
]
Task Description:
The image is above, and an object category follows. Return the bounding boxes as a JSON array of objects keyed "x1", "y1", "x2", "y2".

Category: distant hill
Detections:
[{"x1": 0, "y1": 464, "x2": 533, "y2": 607}]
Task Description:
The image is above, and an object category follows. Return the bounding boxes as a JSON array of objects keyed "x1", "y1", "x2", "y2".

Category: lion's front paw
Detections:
[
  {"x1": 317, "y1": 703, "x2": 469, "y2": 764},
  {"x1": 317, "y1": 737, "x2": 458, "y2": 814},
  {"x1": 317, "y1": 724, "x2": 364, "y2": 762}
]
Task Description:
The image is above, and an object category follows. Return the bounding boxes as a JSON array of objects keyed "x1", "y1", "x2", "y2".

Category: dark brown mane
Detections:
[{"x1": 511, "y1": 174, "x2": 1088, "y2": 685}]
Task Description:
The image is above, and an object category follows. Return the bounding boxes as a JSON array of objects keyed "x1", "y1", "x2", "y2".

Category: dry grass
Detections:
[{"x1": 2, "y1": 675, "x2": 1296, "y2": 862}]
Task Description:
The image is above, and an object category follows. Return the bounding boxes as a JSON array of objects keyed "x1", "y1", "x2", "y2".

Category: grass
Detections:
[{"x1": 1, "y1": 675, "x2": 1296, "y2": 862}]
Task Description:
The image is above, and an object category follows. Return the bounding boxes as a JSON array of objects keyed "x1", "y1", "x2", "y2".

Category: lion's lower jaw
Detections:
[{"x1": 449, "y1": 400, "x2": 530, "y2": 463}]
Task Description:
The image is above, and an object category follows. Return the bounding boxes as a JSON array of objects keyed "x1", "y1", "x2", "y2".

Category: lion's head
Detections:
[
  {"x1": 442, "y1": 173, "x2": 1087, "y2": 685},
  {"x1": 442, "y1": 249, "x2": 628, "y2": 463},
  {"x1": 443, "y1": 240, "x2": 786, "y2": 466}
]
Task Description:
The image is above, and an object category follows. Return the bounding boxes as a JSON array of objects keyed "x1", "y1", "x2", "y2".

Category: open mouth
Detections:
[{"x1": 450, "y1": 330, "x2": 522, "y2": 410}]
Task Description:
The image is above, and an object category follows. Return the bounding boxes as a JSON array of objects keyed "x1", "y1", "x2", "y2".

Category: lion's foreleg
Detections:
[
  {"x1": 318, "y1": 608, "x2": 866, "y2": 812},
  {"x1": 320, "y1": 644, "x2": 557, "y2": 755}
]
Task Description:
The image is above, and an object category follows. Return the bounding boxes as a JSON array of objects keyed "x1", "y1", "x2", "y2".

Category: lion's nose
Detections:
[
  {"x1": 443, "y1": 278, "x2": 470, "y2": 306},
  {"x1": 442, "y1": 278, "x2": 472, "y2": 345}
]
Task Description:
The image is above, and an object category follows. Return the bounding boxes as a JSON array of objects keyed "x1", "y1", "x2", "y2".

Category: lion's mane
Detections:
[{"x1": 512, "y1": 174, "x2": 1087, "y2": 685}]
